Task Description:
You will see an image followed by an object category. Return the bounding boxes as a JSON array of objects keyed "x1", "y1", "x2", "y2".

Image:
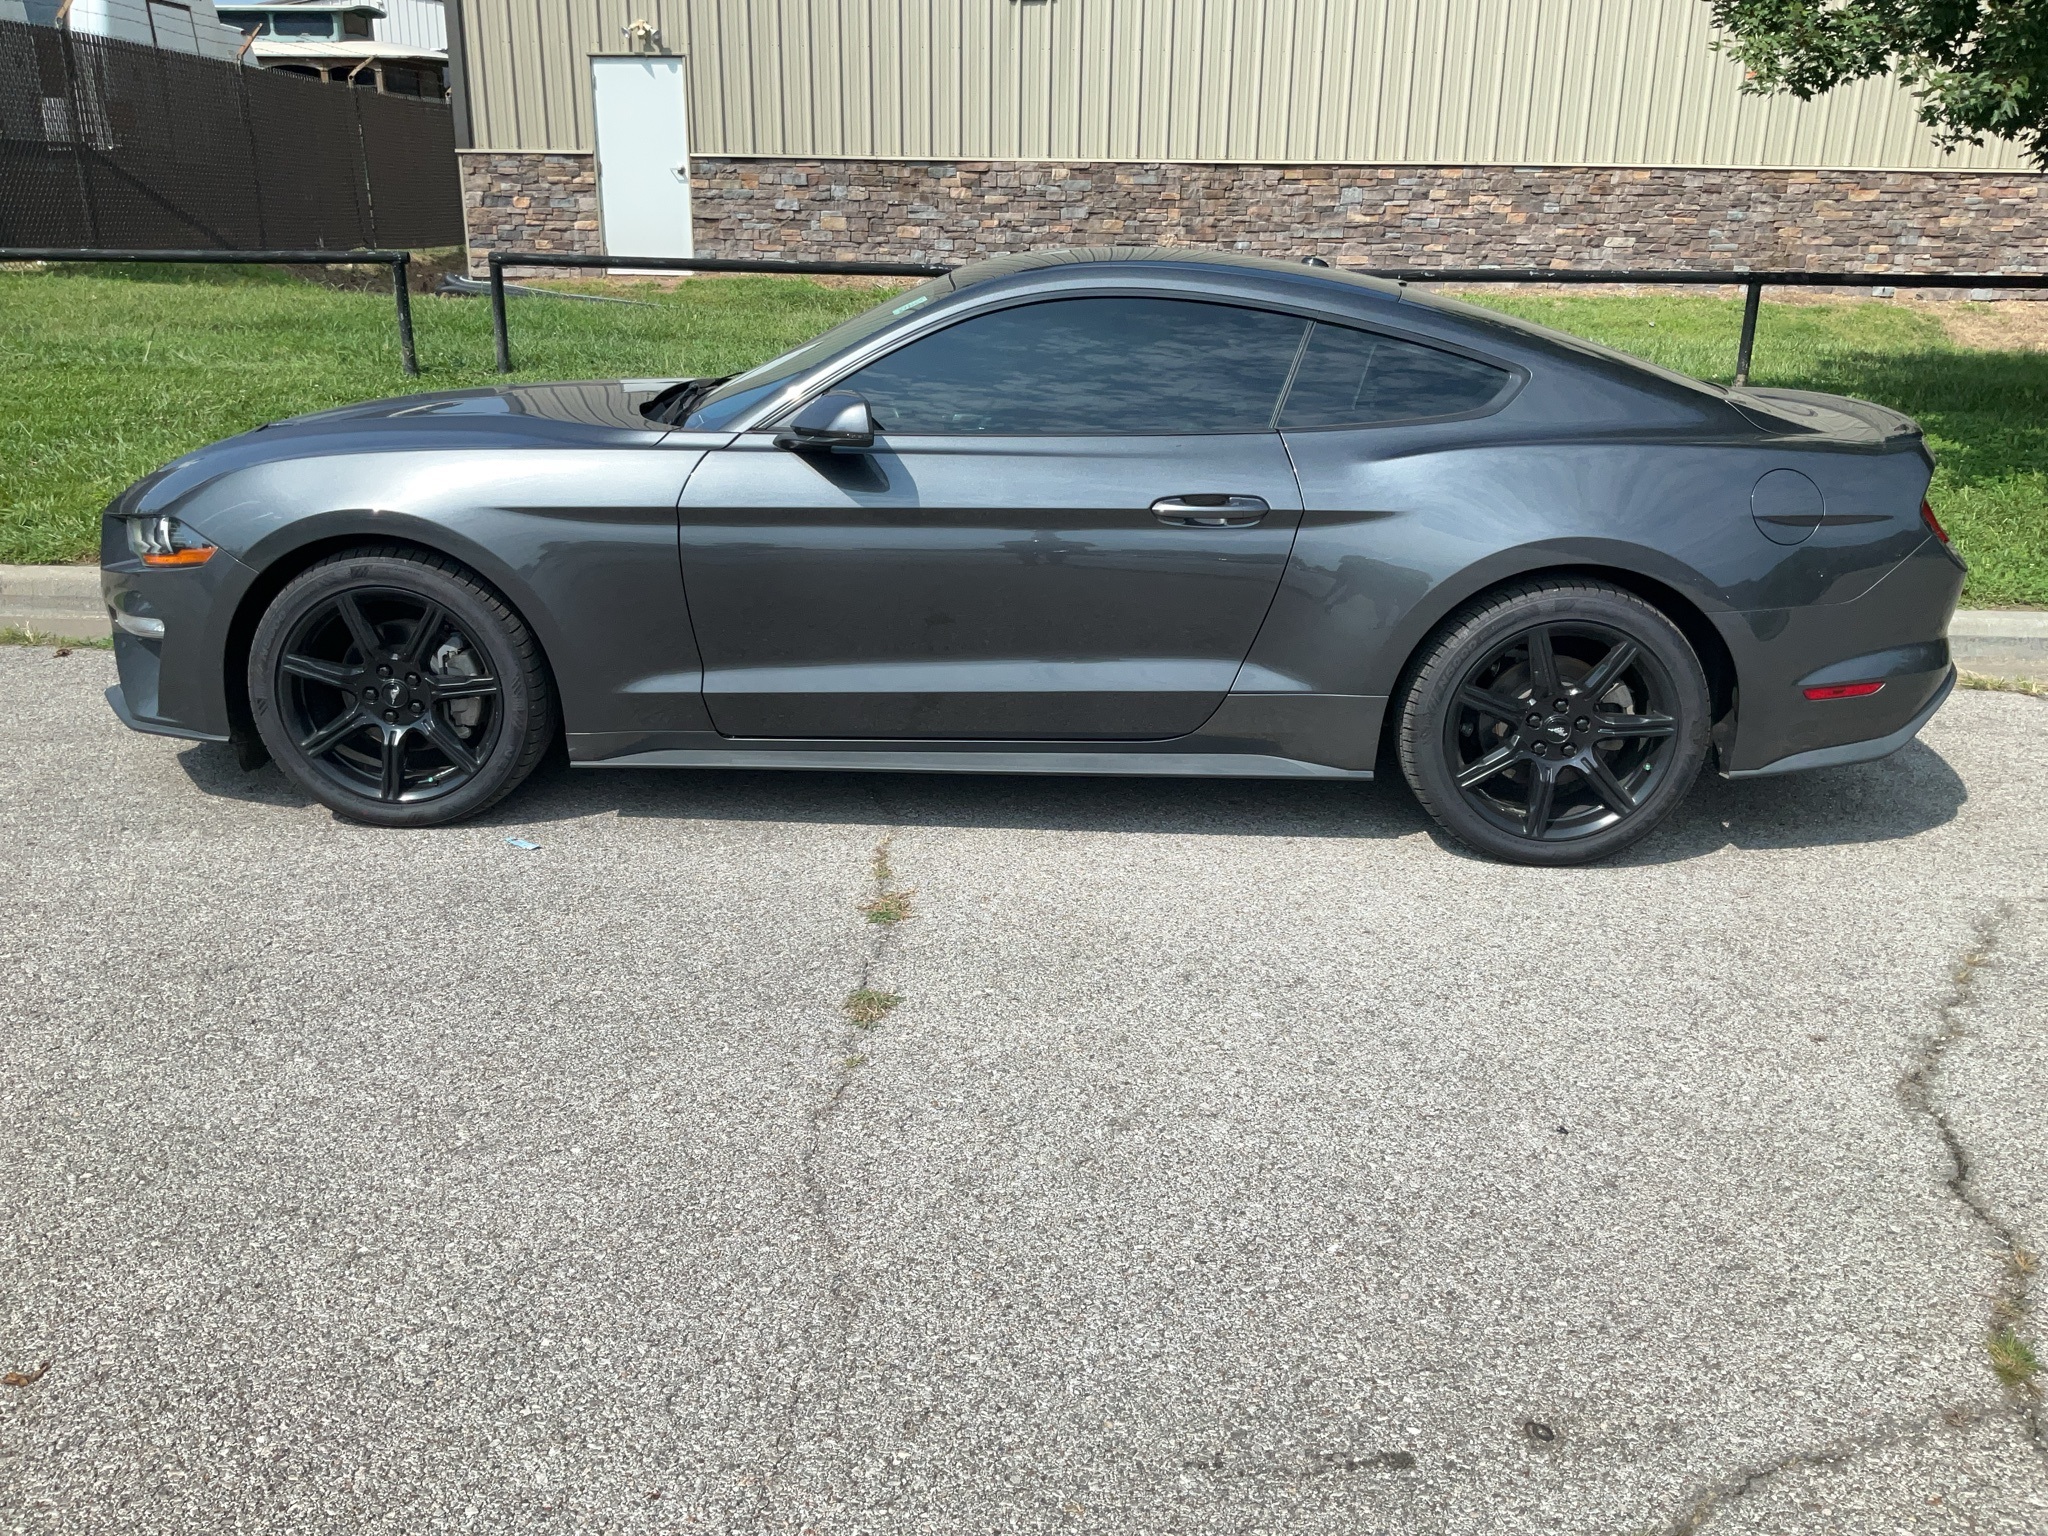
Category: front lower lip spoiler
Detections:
[
  {"x1": 104, "y1": 685, "x2": 231, "y2": 744},
  {"x1": 1724, "y1": 666, "x2": 1955, "y2": 779}
]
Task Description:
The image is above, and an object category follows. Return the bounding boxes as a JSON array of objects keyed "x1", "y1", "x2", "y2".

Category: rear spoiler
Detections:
[{"x1": 1726, "y1": 387, "x2": 1921, "y2": 448}]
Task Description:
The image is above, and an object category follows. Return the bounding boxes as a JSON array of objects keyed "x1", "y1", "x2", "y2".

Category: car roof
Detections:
[{"x1": 942, "y1": 246, "x2": 1407, "y2": 304}]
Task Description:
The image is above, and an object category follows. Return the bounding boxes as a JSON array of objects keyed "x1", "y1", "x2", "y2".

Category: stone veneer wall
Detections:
[
  {"x1": 462, "y1": 153, "x2": 2048, "y2": 277},
  {"x1": 458, "y1": 152, "x2": 602, "y2": 276}
]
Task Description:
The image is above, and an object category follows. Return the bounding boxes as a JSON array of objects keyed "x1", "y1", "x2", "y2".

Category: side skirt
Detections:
[{"x1": 577, "y1": 747, "x2": 1373, "y2": 780}]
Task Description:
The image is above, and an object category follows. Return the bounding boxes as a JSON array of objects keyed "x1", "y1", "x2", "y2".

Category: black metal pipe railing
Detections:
[
  {"x1": 1350, "y1": 267, "x2": 2048, "y2": 384},
  {"x1": 483, "y1": 250, "x2": 2047, "y2": 385},
  {"x1": 0, "y1": 248, "x2": 420, "y2": 375},
  {"x1": 485, "y1": 251, "x2": 950, "y2": 372}
]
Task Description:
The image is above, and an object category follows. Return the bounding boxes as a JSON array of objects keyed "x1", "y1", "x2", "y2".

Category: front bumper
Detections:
[
  {"x1": 1725, "y1": 666, "x2": 1953, "y2": 778},
  {"x1": 101, "y1": 520, "x2": 258, "y2": 742}
]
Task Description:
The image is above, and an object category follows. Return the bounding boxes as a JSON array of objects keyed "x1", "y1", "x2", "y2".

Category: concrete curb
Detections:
[
  {"x1": 4, "y1": 561, "x2": 2045, "y2": 680},
  {"x1": 1949, "y1": 609, "x2": 2048, "y2": 683},
  {"x1": 0, "y1": 563, "x2": 103, "y2": 643}
]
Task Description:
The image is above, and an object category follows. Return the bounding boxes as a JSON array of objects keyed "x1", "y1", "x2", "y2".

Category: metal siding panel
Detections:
[
  {"x1": 1408, "y1": 0, "x2": 1444, "y2": 163},
  {"x1": 902, "y1": 0, "x2": 931, "y2": 160},
  {"x1": 1557, "y1": 0, "x2": 1596, "y2": 163},
  {"x1": 1328, "y1": 0, "x2": 1364, "y2": 160},
  {"x1": 454, "y1": 0, "x2": 2031, "y2": 170},
  {"x1": 731, "y1": 0, "x2": 766, "y2": 155},
  {"x1": 836, "y1": 0, "x2": 862, "y2": 157},
  {"x1": 1061, "y1": 0, "x2": 1085, "y2": 162},
  {"x1": 957, "y1": 0, "x2": 985, "y2": 159},
  {"x1": 1104, "y1": 0, "x2": 1135, "y2": 159},
  {"x1": 1370, "y1": 0, "x2": 1404, "y2": 162},
  {"x1": 1523, "y1": 0, "x2": 1564, "y2": 162},
  {"x1": 1443, "y1": 0, "x2": 1478, "y2": 162},
  {"x1": 990, "y1": 0, "x2": 1012, "y2": 161},
  {"x1": 928, "y1": 0, "x2": 956, "y2": 157},
  {"x1": 1489, "y1": 0, "x2": 1532, "y2": 164},
  {"x1": 1286, "y1": 0, "x2": 1320, "y2": 160}
]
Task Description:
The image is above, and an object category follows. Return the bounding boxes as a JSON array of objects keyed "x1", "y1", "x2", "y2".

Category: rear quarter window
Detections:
[{"x1": 1279, "y1": 323, "x2": 1512, "y2": 428}]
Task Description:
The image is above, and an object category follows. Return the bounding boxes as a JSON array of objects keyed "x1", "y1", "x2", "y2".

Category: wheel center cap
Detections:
[
  {"x1": 1544, "y1": 718, "x2": 1570, "y2": 742},
  {"x1": 383, "y1": 679, "x2": 407, "y2": 708}
]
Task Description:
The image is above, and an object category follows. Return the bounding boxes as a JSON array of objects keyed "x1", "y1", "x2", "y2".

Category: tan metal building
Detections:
[{"x1": 447, "y1": 0, "x2": 2046, "y2": 274}]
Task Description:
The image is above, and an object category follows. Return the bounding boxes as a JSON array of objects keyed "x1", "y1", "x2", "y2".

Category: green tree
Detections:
[{"x1": 1708, "y1": 1, "x2": 2048, "y2": 167}]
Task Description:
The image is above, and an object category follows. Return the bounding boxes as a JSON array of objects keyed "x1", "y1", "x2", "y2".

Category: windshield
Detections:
[{"x1": 683, "y1": 276, "x2": 956, "y2": 429}]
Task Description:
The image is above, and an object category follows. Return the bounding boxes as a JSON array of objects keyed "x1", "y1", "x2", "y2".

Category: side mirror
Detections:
[{"x1": 774, "y1": 391, "x2": 875, "y2": 451}]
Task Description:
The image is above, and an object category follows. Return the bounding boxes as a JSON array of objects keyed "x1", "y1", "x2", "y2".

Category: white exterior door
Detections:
[{"x1": 591, "y1": 55, "x2": 693, "y2": 264}]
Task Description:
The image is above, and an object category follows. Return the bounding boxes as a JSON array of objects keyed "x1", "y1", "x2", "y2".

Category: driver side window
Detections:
[{"x1": 839, "y1": 297, "x2": 1309, "y2": 436}]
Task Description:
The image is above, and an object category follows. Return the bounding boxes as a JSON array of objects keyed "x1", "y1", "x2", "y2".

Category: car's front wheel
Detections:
[
  {"x1": 1397, "y1": 579, "x2": 1711, "y2": 865},
  {"x1": 248, "y1": 547, "x2": 556, "y2": 827}
]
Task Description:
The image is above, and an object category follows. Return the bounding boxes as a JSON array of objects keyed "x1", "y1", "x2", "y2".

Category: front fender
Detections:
[{"x1": 132, "y1": 446, "x2": 714, "y2": 743}]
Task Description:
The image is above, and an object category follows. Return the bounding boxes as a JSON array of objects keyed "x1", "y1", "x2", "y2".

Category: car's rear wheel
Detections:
[
  {"x1": 248, "y1": 547, "x2": 556, "y2": 827},
  {"x1": 1397, "y1": 580, "x2": 1710, "y2": 865}
]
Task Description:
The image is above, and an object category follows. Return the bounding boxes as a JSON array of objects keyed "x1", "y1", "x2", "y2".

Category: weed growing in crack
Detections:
[
  {"x1": 844, "y1": 989, "x2": 903, "y2": 1028},
  {"x1": 861, "y1": 889, "x2": 915, "y2": 924},
  {"x1": 1988, "y1": 1327, "x2": 2040, "y2": 1391},
  {"x1": 1958, "y1": 670, "x2": 2048, "y2": 698},
  {"x1": 862, "y1": 835, "x2": 916, "y2": 923}
]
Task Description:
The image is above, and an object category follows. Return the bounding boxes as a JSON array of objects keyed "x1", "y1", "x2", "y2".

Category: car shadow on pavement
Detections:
[{"x1": 175, "y1": 736, "x2": 1966, "y2": 861}]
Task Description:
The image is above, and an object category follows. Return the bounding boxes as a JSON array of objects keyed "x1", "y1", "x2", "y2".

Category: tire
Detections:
[
  {"x1": 1396, "y1": 579, "x2": 1710, "y2": 866},
  {"x1": 248, "y1": 546, "x2": 557, "y2": 828}
]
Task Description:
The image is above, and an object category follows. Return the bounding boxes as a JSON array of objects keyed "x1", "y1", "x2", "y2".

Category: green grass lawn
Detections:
[
  {"x1": 2, "y1": 264, "x2": 2042, "y2": 606},
  {"x1": 0, "y1": 263, "x2": 896, "y2": 565}
]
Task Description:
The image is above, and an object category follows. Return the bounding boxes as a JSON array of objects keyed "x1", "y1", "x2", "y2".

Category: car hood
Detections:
[
  {"x1": 111, "y1": 378, "x2": 707, "y2": 525},
  {"x1": 271, "y1": 378, "x2": 693, "y2": 433}
]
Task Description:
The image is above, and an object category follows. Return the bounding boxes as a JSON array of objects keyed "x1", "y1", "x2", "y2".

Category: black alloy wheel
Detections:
[
  {"x1": 276, "y1": 586, "x2": 499, "y2": 803},
  {"x1": 1398, "y1": 580, "x2": 1711, "y2": 864},
  {"x1": 248, "y1": 547, "x2": 556, "y2": 827}
]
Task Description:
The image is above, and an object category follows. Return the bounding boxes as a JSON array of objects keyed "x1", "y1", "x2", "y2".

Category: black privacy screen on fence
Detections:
[{"x1": 0, "y1": 18, "x2": 462, "y2": 250}]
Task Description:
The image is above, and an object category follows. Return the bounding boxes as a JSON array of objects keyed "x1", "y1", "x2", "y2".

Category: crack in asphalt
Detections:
[
  {"x1": 1899, "y1": 903, "x2": 2043, "y2": 1450},
  {"x1": 1662, "y1": 905, "x2": 2042, "y2": 1534},
  {"x1": 751, "y1": 827, "x2": 911, "y2": 1529},
  {"x1": 1660, "y1": 1401, "x2": 2031, "y2": 1536}
]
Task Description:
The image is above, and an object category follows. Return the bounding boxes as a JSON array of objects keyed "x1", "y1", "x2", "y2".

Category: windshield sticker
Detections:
[{"x1": 892, "y1": 295, "x2": 933, "y2": 315}]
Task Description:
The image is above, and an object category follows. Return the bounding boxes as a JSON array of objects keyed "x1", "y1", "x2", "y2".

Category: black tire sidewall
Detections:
[
  {"x1": 248, "y1": 553, "x2": 545, "y2": 827},
  {"x1": 1399, "y1": 585, "x2": 1711, "y2": 865}
]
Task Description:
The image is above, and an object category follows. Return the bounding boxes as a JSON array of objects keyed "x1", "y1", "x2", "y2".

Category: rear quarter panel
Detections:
[{"x1": 1257, "y1": 408, "x2": 1942, "y2": 764}]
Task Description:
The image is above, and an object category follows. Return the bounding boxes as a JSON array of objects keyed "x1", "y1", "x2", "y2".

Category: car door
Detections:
[{"x1": 676, "y1": 295, "x2": 1311, "y2": 741}]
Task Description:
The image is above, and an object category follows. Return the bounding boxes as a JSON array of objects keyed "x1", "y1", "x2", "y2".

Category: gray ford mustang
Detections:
[{"x1": 102, "y1": 248, "x2": 1962, "y2": 864}]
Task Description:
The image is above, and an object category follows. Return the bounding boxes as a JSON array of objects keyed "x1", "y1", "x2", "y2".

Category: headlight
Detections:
[{"x1": 124, "y1": 514, "x2": 216, "y2": 567}]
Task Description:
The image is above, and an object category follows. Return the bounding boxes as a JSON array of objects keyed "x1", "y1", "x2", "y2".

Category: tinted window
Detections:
[
  {"x1": 843, "y1": 298, "x2": 1309, "y2": 435},
  {"x1": 684, "y1": 280, "x2": 953, "y2": 429},
  {"x1": 1279, "y1": 323, "x2": 1510, "y2": 427}
]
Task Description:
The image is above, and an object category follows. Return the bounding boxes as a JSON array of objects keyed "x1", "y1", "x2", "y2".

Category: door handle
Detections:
[{"x1": 1151, "y1": 494, "x2": 1269, "y2": 528}]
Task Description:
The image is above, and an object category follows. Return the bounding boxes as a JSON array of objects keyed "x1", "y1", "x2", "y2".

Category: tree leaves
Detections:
[{"x1": 1709, "y1": 1, "x2": 2048, "y2": 168}]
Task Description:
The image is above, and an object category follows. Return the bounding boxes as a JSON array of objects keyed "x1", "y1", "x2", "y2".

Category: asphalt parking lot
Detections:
[{"x1": 3, "y1": 644, "x2": 2045, "y2": 1535}]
